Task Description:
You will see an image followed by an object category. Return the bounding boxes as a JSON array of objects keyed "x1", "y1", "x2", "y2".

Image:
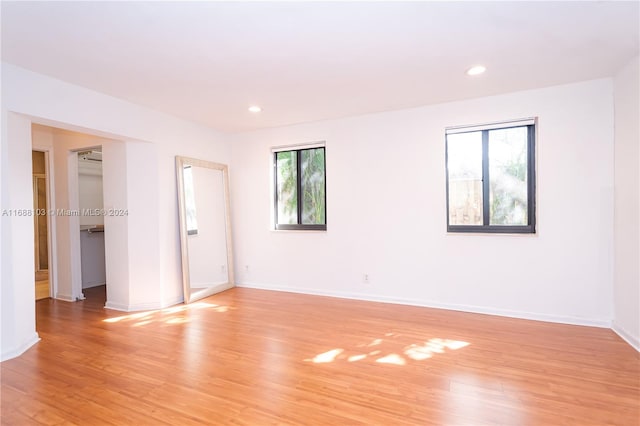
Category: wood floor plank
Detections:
[{"x1": 1, "y1": 286, "x2": 638, "y2": 425}]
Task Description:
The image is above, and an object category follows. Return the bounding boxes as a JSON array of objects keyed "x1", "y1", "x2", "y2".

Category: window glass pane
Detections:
[
  {"x1": 447, "y1": 132, "x2": 483, "y2": 225},
  {"x1": 488, "y1": 127, "x2": 528, "y2": 225},
  {"x1": 276, "y1": 151, "x2": 298, "y2": 224},
  {"x1": 300, "y1": 148, "x2": 325, "y2": 225}
]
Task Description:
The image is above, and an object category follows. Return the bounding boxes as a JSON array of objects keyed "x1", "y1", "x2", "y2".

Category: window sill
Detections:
[
  {"x1": 271, "y1": 228, "x2": 328, "y2": 234},
  {"x1": 446, "y1": 230, "x2": 537, "y2": 237}
]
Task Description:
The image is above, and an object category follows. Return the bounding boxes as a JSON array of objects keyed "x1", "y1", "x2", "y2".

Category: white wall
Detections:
[
  {"x1": 613, "y1": 56, "x2": 640, "y2": 350},
  {"x1": 231, "y1": 79, "x2": 615, "y2": 327},
  {"x1": 1, "y1": 63, "x2": 231, "y2": 360}
]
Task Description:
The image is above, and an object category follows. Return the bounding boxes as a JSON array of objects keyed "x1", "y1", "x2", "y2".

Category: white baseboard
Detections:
[
  {"x1": 612, "y1": 322, "x2": 640, "y2": 352},
  {"x1": 104, "y1": 296, "x2": 184, "y2": 312},
  {"x1": 104, "y1": 301, "x2": 129, "y2": 311},
  {"x1": 1, "y1": 332, "x2": 40, "y2": 362},
  {"x1": 237, "y1": 282, "x2": 612, "y2": 329},
  {"x1": 55, "y1": 292, "x2": 75, "y2": 302}
]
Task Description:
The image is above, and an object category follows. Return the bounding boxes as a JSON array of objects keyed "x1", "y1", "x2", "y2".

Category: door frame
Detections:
[{"x1": 69, "y1": 145, "x2": 104, "y2": 301}]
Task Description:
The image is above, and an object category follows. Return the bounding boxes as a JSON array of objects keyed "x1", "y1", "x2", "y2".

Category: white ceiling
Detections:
[{"x1": 2, "y1": 1, "x2": 638, "y2": 133}]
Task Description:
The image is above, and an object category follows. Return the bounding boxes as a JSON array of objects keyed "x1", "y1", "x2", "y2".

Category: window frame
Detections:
[
  {"x1": 273, "y1": 145, "x2": 327, "y2": 231},
  {"x1": 445, "y1": 119, "x2": 536, "y2": 234}
]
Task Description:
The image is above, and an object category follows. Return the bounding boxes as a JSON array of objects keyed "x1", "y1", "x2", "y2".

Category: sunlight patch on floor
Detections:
[
  {"x1": 102, "y1": 301, "x2": 230, "y2": 327},
  {"x1": 306, "y1": 334, "x2": 470, "y2": 366},
  {"x1": 405, "y1": 338, "x2": 470, "y2": 361},
  {"x1": 348, "y1": 354, "x2": 367, "y2": 362},
  {"x1": 376, "y1": 353, "x2": 406, "y2": 365},
  {"x1": 308, "y1": 348, "x2": 344, "y2": 363}
]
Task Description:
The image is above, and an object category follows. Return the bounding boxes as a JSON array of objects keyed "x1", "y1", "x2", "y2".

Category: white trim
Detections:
[
  {"x1": 55, "y1": 293, "x2": 75, "y2": 302},
  {"x1": 612, "y1": 322, "x2": 640, "y2": 352},
  {"x1": 44, "y1": 149, "x2": 57, "y2": 299},
  {"x1": 446, "y1": 117, "x2": 536, "y2": 134},
  {"x1": 67, "y1": 150, "x2": 84, "y2": 301},
  {"x1": 68, "y1": 145, "x2": 103, "y2": 303},
  {"x1": 1, "y1": 333, "x2": 40, "y2": 362},
  {"x1": 270, "y1": 229, "x2": 328, "y2": 234},
  {"x1": 104, "y1": 296, "x2": 184, "y2": 312},
  {"x1": 104, "y1": 301, "x2": 130, "y2": 311},
  {"x1": 237, "y1": 282, "x2": 612, "y2": 329},
  {"x1": 271, "y1": 141, "x2": 325, "y2": 153}
]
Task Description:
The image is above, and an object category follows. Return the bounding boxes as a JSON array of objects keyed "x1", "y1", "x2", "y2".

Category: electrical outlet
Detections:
[
  {"x1": 363, "y1": 273, "x2": 370, "y2": 284},
  {"x1": 245, "y1": 265, "x2": 250, "y2": 272}
]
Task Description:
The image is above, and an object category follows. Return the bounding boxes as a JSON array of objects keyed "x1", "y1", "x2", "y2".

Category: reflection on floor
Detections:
[{"x1": 35, "y1": 270, "x2": 49, "y2": 300}]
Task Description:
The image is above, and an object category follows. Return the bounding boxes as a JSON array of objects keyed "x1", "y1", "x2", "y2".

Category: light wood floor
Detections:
[{"x1": 2, "y1": 286, "x2": 638, "y2": 425}]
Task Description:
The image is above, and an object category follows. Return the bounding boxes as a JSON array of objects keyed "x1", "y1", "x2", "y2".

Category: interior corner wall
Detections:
[
  {"x1": 613, "y1": 56, "x2": 640, "y2": 350},
  {"x1": 1, "y1": 62, "x2": 231, "y2": 361},
  {"x1": 230, "y1": 78, "x2": 615, "y2": 327}
]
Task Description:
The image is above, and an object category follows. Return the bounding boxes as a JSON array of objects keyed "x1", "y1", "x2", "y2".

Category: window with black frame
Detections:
[
  {"x1": 274, "y1": 145, "x2": 326, "y2": 230},
  {"x1": 445, "y1": 118, "x2": 536, "y2": 233}
]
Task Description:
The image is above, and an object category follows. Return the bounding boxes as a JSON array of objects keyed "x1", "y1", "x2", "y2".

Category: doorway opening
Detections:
[
  {"x1": 77, "y1": 147, "x2": 106, "y2": 302},
  {"x1": 32, "y1": 123, "x2": 121, "y2": 307}
]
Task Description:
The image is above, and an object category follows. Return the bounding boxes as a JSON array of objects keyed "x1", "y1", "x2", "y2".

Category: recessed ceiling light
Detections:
[
  {"x1": 248, "y1": 105, "x2": 262, "y2": 113},
  {"x1": 466, "y1": 65, "x2": 486, "y2": 76}
]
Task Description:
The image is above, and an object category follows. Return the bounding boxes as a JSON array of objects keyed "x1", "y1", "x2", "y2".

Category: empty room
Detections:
[{"x1": 1, "y1": 1, "x2": 638, "y2": 425}]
